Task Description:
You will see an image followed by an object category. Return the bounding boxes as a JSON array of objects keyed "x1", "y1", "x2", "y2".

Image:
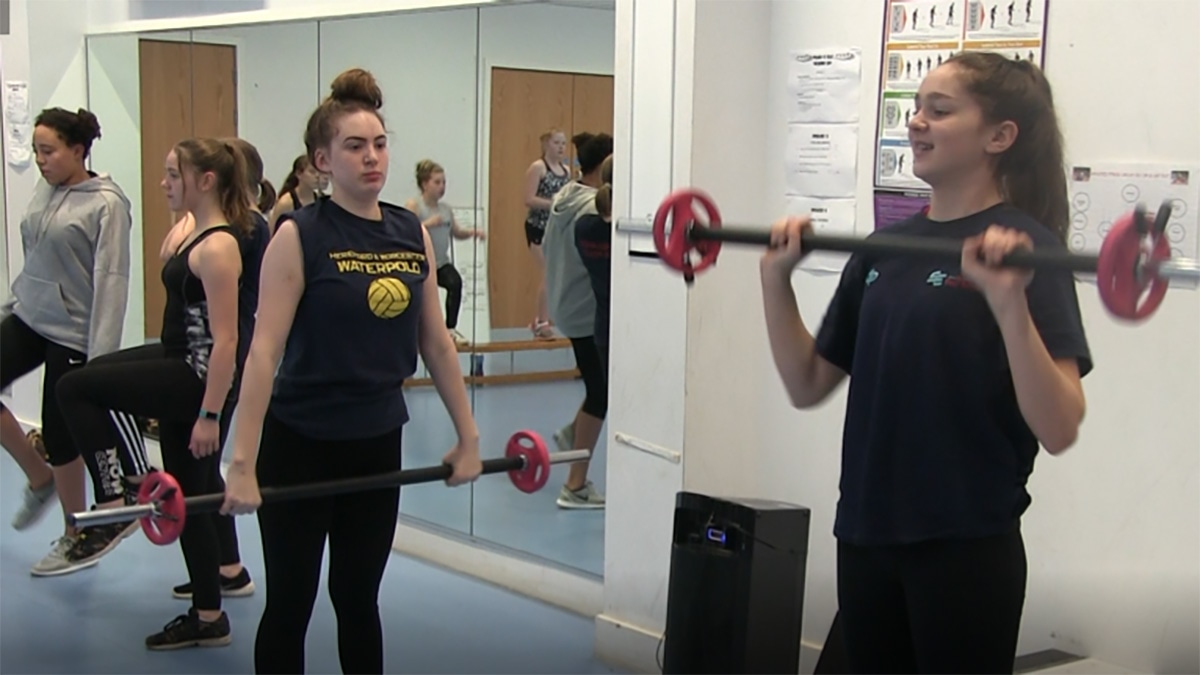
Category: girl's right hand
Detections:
[
  {"x1": 219, "y1": 460, "x2": 262, "y2": 516},
  {"x1": 760, "y1": 215, "x2": 814, "y2": 277}
]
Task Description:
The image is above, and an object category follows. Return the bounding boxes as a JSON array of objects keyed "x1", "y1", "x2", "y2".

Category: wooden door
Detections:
[
  {"x1": 486, "y1": 68, "x2": 614, "y2": 332},
  {"x1": 137, "y1": 40, "x2": 237, "y2": 339}
]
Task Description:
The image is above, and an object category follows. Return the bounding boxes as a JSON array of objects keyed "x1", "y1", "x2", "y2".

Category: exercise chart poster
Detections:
[{"x1": 872, "y1": 0, "x2": 1049, "y2": 229}]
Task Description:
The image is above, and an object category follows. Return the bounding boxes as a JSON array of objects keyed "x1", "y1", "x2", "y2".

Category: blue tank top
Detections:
[
  {"x1": 269, "y1": 197, "x2": 429, "y2": 440},
  {"x1": 227, "y1": 212, "x2": 269, "y2": 403}
]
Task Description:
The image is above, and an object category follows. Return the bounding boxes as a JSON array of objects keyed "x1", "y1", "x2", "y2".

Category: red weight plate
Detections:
[
  {"x1": 137, "y1": 471, "x2": 186, "y2": 545},
  {"x1": 1097, "y1": 210, "x2": 1171, "y2": 322},
  {"x1": 651, "y1": 189, "x2": 724, "y2": 277},
  {"x1": 505, "y1": 430, "x2": 551, "y2": 494}
]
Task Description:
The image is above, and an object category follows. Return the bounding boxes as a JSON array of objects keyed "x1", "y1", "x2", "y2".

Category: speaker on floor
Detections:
[{"x1": 662, "y1": 491, "x2": 811, "y2": 674}]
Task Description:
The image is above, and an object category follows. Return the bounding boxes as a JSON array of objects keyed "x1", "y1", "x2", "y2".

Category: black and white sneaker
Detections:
[
  {"x1": 171, "y1": 567, "x2": 255, "y2": 599},
  {"x1": 145, "y1": 608, "x2": 232, "y2": 650},
  {"x1": 62, "y1": 520, "x2": 134, "y2": 568}
]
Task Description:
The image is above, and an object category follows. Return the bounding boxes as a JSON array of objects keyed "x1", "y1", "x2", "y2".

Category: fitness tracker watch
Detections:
[{"x1": 199, "y1": 409, "x2": 221, "y2": 422}]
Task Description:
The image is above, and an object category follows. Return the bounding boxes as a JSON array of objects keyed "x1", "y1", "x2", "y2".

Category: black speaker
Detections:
[{"x1": 662, "y1": 491, "x2": 811, "y2": 674}]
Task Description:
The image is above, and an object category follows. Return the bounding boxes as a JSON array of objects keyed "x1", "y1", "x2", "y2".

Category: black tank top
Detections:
[
  {"x1": 160, "y1": 225, "x2": 236, "y2": 379},
  {"x1": 270, "y1": 197, "x2": 429, "y2": 440}
]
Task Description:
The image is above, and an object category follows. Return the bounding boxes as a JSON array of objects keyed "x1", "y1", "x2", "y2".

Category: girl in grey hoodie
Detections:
[{"x1": 0, "y1": 107, "x2": 133, "y2": 576}]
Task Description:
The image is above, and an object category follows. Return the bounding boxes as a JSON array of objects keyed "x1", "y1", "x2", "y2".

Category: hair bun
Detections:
[
  {"x1": 329, "y1": 68, "x2": 383, "y2": 110},
  {"x1": 76, "y1": 108, "x2": 102, "y2": 140}
]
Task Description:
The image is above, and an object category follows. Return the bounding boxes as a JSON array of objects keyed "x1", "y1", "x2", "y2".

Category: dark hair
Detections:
[
  {"x1": 279, "y1": 154, "x2": 310, "y2": 200},
  {"x1": 415, "y1": 159, "x2": 443, "y2": 191},
  {"x1": 223, "y1": 137, "x2": 276, "y2": 213},
  {"x1": 573, "y1": 132, "x2": 614, "y2": 176},
  {"x1": 304, "y1": 68, "x2": 385, "y2": 170},
  {"x1": 595, "y1": 155, "x2": 613, "y2": 219},
  {"x1": 174, "y1": 138, "x2": 254, "y2": 237},
  {"x1": 34, "y1": 107, "x2": 102, "y2": 159},
  {"x1": 944, "y1": 52, "x2": 1068, "y2": 242}
]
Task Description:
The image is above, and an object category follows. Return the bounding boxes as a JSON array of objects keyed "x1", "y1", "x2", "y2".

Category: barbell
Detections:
[
  {"x1": 67, "y1": 430, "x2": 587, "y2": 546},
  {"x1": 623, "y1": 188, "x2": 1199, "y2": 322}
]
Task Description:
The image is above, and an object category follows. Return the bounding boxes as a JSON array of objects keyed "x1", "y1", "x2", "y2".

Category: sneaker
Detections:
[
  {"x1": 553, "y1": 422, "x2": 576, "y2": 452},
  {"x1": 12, "y1": 477, "x2": 56, "y2": 530},
  {"x1": 556, "y1": 481, "x2": 605, "y2": 510},
  {"x1": 30, "y1": 534, "x2": 98, "y2": 576},
  {"x1": 59, "y1": 520, "x2": 135, "y2": 570},
  {"x1": 145, "y1": 607, "x2": 232, "y2": 650},
  {"x1": 172, "y1": 568, "x2": 255, "y2": 599}
]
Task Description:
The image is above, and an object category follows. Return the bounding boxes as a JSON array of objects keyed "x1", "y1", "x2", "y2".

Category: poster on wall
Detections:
[
  {"x1": 872, "y1": 0, "x2": 1050, "y2": 229},
  {"x1": 1068, "y1": 163, "x2": 1199, "y2": 289}
]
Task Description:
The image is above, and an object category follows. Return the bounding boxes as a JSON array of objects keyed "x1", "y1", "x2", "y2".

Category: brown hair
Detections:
[
  {"x1": 174, "y1": 138, "x2": 254, "y2": 237},
  {"x1": 279, "y1": 154, "x2": 310, "y2": 199},
  {"x1": 304, "y1": 68, "x2": 385, "y2": 170},
  {"x1": 34, "y1": 107, "x2": 102, "y2": 159},
  {"x1": 222, "y1": 137, "x2": 276, "y2": 213},
  {"x1": 594, "y1": 155, "x2": 614, "y2": 219},
  {"x1": 944, "y1": 52, "x2": 1068, "y2": 242},
  {"x1": 415, "y1": 159, "x2": 443, "y2": 191}
]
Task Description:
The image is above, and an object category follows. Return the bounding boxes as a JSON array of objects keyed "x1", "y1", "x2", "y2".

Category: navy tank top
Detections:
[
  {"x1": 160, "y1": 225, "x2": 236, "y2": 380},
  {"x1": 270, "y1": 196, "x2": 429, "y2": 440}
]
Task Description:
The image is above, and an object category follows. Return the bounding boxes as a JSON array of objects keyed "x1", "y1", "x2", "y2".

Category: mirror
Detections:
[{"x1": 84, "y1": 0, "x2": 615, "y2": 580}]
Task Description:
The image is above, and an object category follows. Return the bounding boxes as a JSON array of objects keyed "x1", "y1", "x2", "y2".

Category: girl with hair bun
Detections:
[
  {"x1": 404, "y1": 158, "x2": 484, "y2": 346},
  {"x1": 0, "y1": 107, "x2": 134, "y2": 576},
  {"x1": 220, "y1": 68, "x2": 483, "y2": 673}
]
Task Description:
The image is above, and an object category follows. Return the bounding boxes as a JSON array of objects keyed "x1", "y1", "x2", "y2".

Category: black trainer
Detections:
[
  {"x1": 172, "y1": 567, "x2": 255, "y2": 599},
  {"x1": 63, "y1": 519, "x2": 133, "y2": 569},
  {"x1": 145, "y1": 607, "x2": 232, "y2": 650}
]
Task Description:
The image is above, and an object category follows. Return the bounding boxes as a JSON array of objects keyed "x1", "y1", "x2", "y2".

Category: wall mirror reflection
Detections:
[{"x1": 83, "y1": 0, "x2": 615, "y2": 580}]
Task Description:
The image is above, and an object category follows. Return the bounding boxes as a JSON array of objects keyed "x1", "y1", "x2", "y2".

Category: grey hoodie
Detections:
[
  {"x1": 0, "y1": 173, "x2": 133, "y2": 360},
  {"x1": 542, "y1": 181, "x2": 597, "y2": 338}
]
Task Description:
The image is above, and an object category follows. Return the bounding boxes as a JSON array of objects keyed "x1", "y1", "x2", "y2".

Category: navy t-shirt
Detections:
[
  {"x1": 574, "y1": 213, "x2": 611, "y2": 348},
  {"x1": 815, "y1": 203, "x2": 1093, "y2": 546},
  {"x1": 270, "y1": 197, "x2": 429, "y2": 440}
]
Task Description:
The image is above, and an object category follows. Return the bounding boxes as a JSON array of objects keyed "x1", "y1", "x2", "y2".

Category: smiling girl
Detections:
[{"x1": 761, "y1": 52, "x2": 1092, "y2": 673}]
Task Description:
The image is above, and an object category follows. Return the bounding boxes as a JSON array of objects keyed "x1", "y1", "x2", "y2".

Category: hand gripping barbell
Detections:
[
  {"x1": 67, "y1": 430, "x2": 587, "y2": 546},
  {"x1": 626, "y1": 188, "x2": 1199, "y2": 322}
]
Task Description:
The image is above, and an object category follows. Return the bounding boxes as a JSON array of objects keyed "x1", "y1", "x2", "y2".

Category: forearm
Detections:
[
  {"x1": 424, "y1": 340, "x2": 479, "y2": 443},
  {"x1": 994, "y1": 296, "x2": 1086, "y2": 453},
  {"x1": 200, "y1": 340, "x2": 237, "y2": 413},
  {"x1": 760, "y1": 266, "x2": 822, "y2": 406},
  {"x1": 229, "y1": 349, "x2": 278, "y2": 466},
  {"x1": 527, "y1": 197, "x2": 551, "y2": 211}
]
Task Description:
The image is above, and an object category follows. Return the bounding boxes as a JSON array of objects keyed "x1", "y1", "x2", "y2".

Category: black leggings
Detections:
[
  {"x1": 836, "y1": 525, "x2": 1027, "y2": 674},
  {"x1": 570, "y1": 336, "x2": 607, "y2": 419},
  {"x1": 0, "y1": 315, "x2": 92, "y2": 468},
  {"x1": 254, "y1": 411, "x2": 402, "y2": 674},
  {"x1": 56, "y1": 343, "x2": 227, "y2": 612},
  {"x1": 436, "y1": 263, "x2": 462, "y2": 330}
]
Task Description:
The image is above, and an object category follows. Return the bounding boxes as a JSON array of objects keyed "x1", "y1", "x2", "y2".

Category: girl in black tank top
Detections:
[
  {"x1": 56, "y1": 137, "x2": 256, "y2": 650},
  {"x1": 219, "y1": 68, "x2": 485, "y2": 674}
]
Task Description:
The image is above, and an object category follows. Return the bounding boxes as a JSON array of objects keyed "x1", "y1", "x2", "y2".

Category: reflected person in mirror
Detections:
[
  {"x1": 541, "y1": 131, "x2": 613, "y2": 510},
  {"x1": 405, "y1": 159, "x2": 485, "y2": 347},
  {"x1": 523, "y1": 128, "x2": 572, "y2": 339}
]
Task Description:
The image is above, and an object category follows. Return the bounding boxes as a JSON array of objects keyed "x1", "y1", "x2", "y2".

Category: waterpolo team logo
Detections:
[{"x1": 368, "y1": 277, "x2": 412, "y2": 318}]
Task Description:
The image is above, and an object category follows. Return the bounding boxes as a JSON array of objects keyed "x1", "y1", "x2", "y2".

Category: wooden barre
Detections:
[
  {"x1": 403, "y1": 369, "x2": 581, "y2": 388},
  {"x1": 455, "y1": 338, "x2": 572, "y2": 354}
]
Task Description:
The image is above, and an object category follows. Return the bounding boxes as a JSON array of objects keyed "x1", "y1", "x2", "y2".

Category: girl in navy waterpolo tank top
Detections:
[
  {"x1": 220, "y1": 68, "x2": 483, "y2": 675},
  {"x1": 761, "y1": 53, "x2": 1091, "y2": 674}
]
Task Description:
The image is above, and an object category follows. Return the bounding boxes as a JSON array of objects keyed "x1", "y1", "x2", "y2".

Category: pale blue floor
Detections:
[
  {"x1": 0, "y1": 450, "x2": 620, "y2": 674},
  {"x1": 397, "y1": 379, "x2": 607, "y2": 577}
]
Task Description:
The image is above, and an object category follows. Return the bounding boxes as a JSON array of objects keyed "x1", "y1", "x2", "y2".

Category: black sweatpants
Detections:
[
  {"x1": 56, "y1": 343, "x2": 226, "y2": 612},
  {"x1": 836, "y1": 525, "x2": 1028, "y2": 674},
  {"x1": 1, "y1": 315, "x2": 89, "y2": 468},
  {"x1": 436, "y1": 263, "x2": 462, "y2": 330},
  {"x1": 254, "y1": 411, "x2": 402, "y2": 674}
]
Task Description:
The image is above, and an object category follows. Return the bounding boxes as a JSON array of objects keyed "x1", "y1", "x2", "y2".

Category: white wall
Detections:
[{"x1": 603, "y1": 0, "x2": 1199, "y2": 673}]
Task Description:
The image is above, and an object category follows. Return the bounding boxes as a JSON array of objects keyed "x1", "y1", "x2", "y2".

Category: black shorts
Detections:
[{"x1": 525, "y1": 222, "x2": 545, "y2": 247}]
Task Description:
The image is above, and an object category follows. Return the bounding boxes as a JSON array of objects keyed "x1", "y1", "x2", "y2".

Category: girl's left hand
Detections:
[
  {"x1": 442, "y1": 437, "x2": 483, "y2": 487},
  {"x1": 189, "y1": 418, "x2": 221, "y2": 458},
  {"x1": 961, "y1": 225, "x2": 1035, "y2": 309}
]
